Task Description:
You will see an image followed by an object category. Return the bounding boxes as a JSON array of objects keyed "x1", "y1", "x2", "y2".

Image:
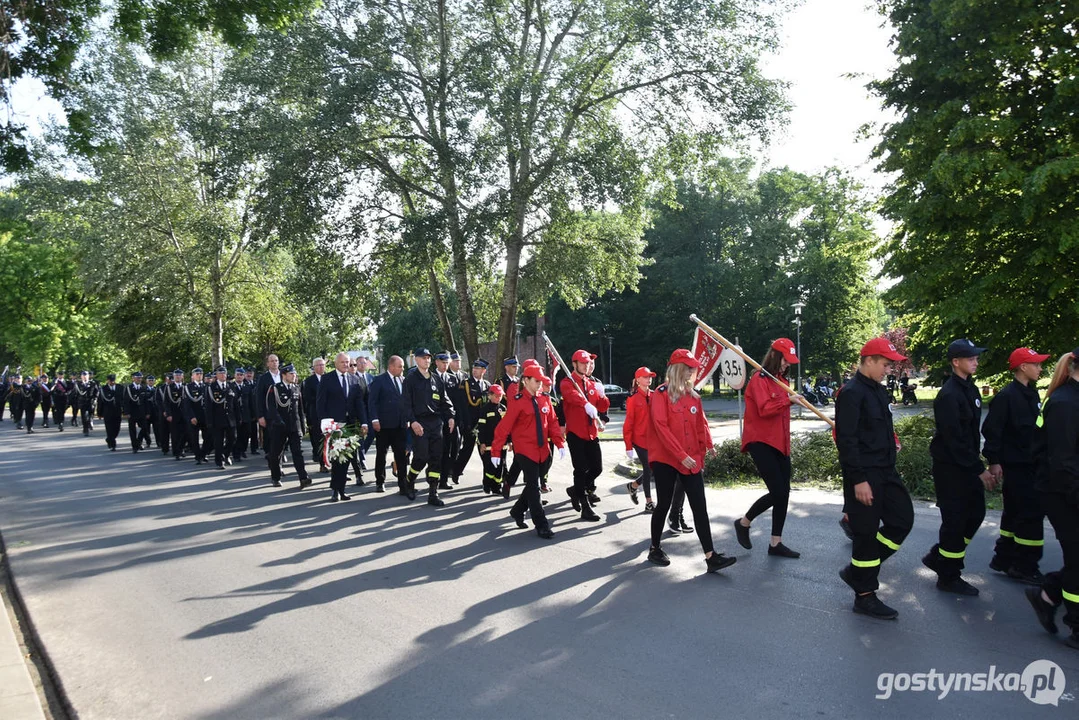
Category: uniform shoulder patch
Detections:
[{"x1": 514, "y1": 393, "x2": 523, "y2": 400}]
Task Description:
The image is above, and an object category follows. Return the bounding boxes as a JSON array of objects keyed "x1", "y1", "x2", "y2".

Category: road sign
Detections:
[{"x1": 719, "y1": 347, "x2": 746, "y2": 390}]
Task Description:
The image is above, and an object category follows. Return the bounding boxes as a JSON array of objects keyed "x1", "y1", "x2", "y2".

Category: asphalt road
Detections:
[{"x1": 0, "y1": 420, "x2": 1075, "y2": 719}]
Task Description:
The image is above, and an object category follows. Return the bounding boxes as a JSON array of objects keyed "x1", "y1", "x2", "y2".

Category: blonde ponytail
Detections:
[{"x1": 1045, "y1": 353, "x2": 1076, "y2": 399}]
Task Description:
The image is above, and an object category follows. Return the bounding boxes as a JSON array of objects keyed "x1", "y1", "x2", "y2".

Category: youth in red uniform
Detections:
[
  {"x1": 624, "y1": 366, "x2": 657, "y2": 512},
  {"x1": 560, "y1": 350, "x2": 610, "y2": 520}
]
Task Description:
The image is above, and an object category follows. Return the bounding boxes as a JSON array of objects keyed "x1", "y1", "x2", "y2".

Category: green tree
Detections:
[
  {"x1": 872, "y1": 0, "x2": 1079, "y2": 368},
  {"x1": 238, "y1": 0, "x2": 788, "y2": 363}
]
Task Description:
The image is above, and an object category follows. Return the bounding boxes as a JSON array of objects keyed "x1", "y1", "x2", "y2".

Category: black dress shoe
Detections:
[
  {"x1": 586, "y1": 491, "x2": 601, "y2": 505},
  {"x1": 438, "y1": 480, "x2": 451, "y2": 490},
  {"x1": 1025, "y1": 587, "x2": 1059, "y2": 634},
  {"x1": 853, "y1": 592, "x2": 898, "y2": 620},
  {"x1": 272, "y1": 480, "x2": 283, "y2": 487},
  {"x1": 216, "y1": 463, "x2": 225, "y2": 470},
  {"x1": 299, "y1": 477, "x2": 313, "y2": 488},
  {"x1": 225, "y1": 457, "x2": 233, "y2": 466},
  {"x1": 375, "y1": 484, "x2": 385, "y2": 493},
  {"x1": 406, "y1": 482, "x2": 417, "y2": 501},
  {"x1": 339, "y1": 492, "x2": 352, "y2": 501},
  {"x1": 734, "y1": 519, "x2": 752, "y2": 549},
  {"x1": 354, "y1": 477, "x2": 366, "y2": 486},
  {"x1": 1007, "y1": 567, "x2": 1047, "y2": 586},
  {"x1": 330, "y1": 493, "x2": 339, "y2": 502},
  {"x1": 509, "y1": 509, "x2": 528, "y2": 529},
  {"x1": 537, "y1": 527, "x2": 555, "y2": 540},
  {"x1": 580, "y1": 508, "x2": 601, "y2": 522},
  {"x1": 705, "y1": 553, "x2": 737, "y2": 572},
  {"x1": 566, "y1": 487, "x2": 581, "y2": 512},
  {"x1": 428, "y1": 492, "x2": 445, "y2": 507},
  {"x1": 768, "y1": 542, "x2": 800, "y2": 559}
]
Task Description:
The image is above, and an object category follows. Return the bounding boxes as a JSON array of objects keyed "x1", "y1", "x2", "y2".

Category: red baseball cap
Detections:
[
  {"x1": 488, "y1": 384, "x2": 504, "y2": 397},
  {"x1": 634, "y1": 366, "x2": 657, "y2": 379},
  {"x1": 1009, "y1": 347, "x2": 1050, "y2": 370},
  {"x1": 522, "y1": 365, "x2": 545, "y2": 380},
  {"x1": 668, "y1": 349, "x2": 701, "y2": 369},
  {"x1": 771, "y1": 338, "x2": 799, "y2": 364},
  {"x1": 522, "y1": 358, "x2": 541, "y2": 369},
  {"x1": 572, "y1": 350, "x2": 597, "y2": 363},
  {"x1": 860, "y1": 337, "x2": 907, "y2": 361}
]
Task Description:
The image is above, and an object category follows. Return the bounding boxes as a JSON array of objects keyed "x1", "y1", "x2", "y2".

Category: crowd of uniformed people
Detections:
[{"x1": 1, "y1": 333, "x2": 1077, "y2": 650}]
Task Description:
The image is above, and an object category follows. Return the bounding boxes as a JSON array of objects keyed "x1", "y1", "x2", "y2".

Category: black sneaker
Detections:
[
  {"x1": 839, "y1": 516, "x2": 854, "y2": 541},
  {"x1": 626, "y1": 482, "x2": 639, "y2": 505},
  {"x1": 853, "y1": 592, "x2": 899, "y2": 620},
  {"x1": 936, "y1": 577, "x2": 979, "y2": 596},
  {"x1": 1025, "y1": 587, "x2": 1059, "y2": 634},
  {"x1": 989, "y1": 556, "x2": 1010, "y2": 573},
  {"x1": 668, "y1": 517, "x2": 682, "y2": 534},
  {"x1": 644, "y1": 500, "x2": 655, "y2": 513},
  {"x1": 678, "y1": 514, "x2": 693, "y2": 533},
  {"x1": 734, "y1": 519, "x2": 752, "y2": 549},
  {"x1": 768, "y1": 542, "x2": 800, "y2": 559},
  {"x1": 1006, "y1": 568, "x2": 1046, "y2": 586},
  {"x1": 706, "y1": 553, "x2": 736, "y2": 572},
  {"x1": 648, "y1": 546, "x2": 670, "y2": 566}
]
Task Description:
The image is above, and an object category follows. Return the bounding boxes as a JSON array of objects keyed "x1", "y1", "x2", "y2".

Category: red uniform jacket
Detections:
[
  {"x1": 742, "y1": 371, "x2": 791, "y2": 456},
  {"x1": 648, "y1": 384, "x2": 712, "y2": 474},
  {"x1": 560, "y1": 373, "x2": 610, "y2": 441},
  {"x1": 623, "y1": 389, "x2": 653, "y2": 452},
  {"x1": 492, "y1": 391, "x2": 564, "y2": 463}
]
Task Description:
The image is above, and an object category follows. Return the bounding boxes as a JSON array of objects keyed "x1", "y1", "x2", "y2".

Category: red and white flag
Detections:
[{"x1": 691, "y1": 327, "x2": 723, "y2": 390}]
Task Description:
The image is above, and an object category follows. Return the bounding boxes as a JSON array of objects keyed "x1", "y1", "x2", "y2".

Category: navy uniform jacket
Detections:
[
  {"x1": 21, "y1": 383, "x2": 40, "y2": 408},
  {"x1": 403, "y1": 367, "x2": 454, "y2": 425},
  {"x1": 834, "y1": 371, "x2": 897, "y2": 489},
  {"x1": 930, "y1": 374, "x2": 985, "y2": 473},
  {"x1": 228, "y1": 380, "x2": 245, "y2": 425},
  {"x1": 182, "y1": 382, "x2": 207, "y2": 424},
  {"x1": 205, "y1": 380, "x2": 238, "y2": 429},
  {"x1": 163, "y1": 382, "x2": 184, "y2": 420},
  {"x1": 266, "y1": 381, "x2": 306, "y2": 435},
  {"x1": 1033, "y1": 378, "x2": 1079, "y2": 504},
  {"x1": 981, "y1": 379, "x2": 1041, "y2": 467},
  {"x1": 98, "y1": 384, "x2": 122, "y2": 417}
]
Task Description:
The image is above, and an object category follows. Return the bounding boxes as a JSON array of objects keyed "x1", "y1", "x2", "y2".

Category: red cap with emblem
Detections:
[
  {"x1": 668, "y1": 349, "x2": 700, "y2": 368},
  {"x1": 522, "y1": 358, "x2": 541, "y2": 369},
  {"x1": 860, "y1": 337, "x2": 907, "y2": 361},
  {"x1": 488, "y1": 384, "x2": 504, "y2": 397},
  {"x1": 771, "y1": 338, "x2": 799, "y2": 364},
  {"x1": 572, "y1": 350, "x2": 597, "y2": 363},
  {"x1": 1009, "y1": 347, "x2": 1050, "y2": 370},
  {"x1": 634, "y1": 366, "x2": 657, "y2": 379},
  {"x1": 522, "y1": 365, "x2": 546, "y2": 380}
]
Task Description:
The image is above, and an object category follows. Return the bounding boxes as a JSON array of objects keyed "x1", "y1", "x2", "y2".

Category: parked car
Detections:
[{"x1": 603, "y1": 384, "x2": 630, "y2": 410}]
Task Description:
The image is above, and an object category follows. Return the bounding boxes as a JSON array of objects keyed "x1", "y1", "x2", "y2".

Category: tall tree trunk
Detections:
[
  {"x1": 496, "y1": 225, "x2": 526, "y2": 363},
  {"x1": 428, "y1": 263, "x2": 456, "y2": 352},
  {"x1": 210, "y1": 308, "x2": 224, "y2": 368},
  {"x1": 448, "y1": 224, "x2": 479, "y2": 361}
]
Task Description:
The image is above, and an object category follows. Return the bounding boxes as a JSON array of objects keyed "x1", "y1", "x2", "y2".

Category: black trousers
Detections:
[
  {"x1": 51, "y1": 400, "x2": 68, "y2": 427},
  {"x1": 211, "y1": 424, "x2": 235, "y2": 465},
  {"x1": 128, "y1": 415, "x2": 149, "y2": 450},
  {"x1": 39, "y1": 400, "x2": 51, "y2": 426},
  {"x1": 633, "y1": 445, "x2": 653, "y2": 499},
  {"x1": 844, "y1": 470, "x2": 914, "y2": 594},
  {"x1": 650, "y1": 462, "x2": 714, "y2": 554},
  {"x1": 80, "y1": 405, "x2": 94, "y2": 433},
  {"x1": 408, "y1": 418, "x2": 443, "y2": 488},
  {"x1": 170, "y1": 415, "x2": 188, "y2": 458},
  {"x1": 268, "y1": 425, "x2": 308, "y2": 482},
  {"x1": 104, "y1": 413, "x2": 122, "y2": 448},
  {"x1": 375, "y1": 427, "x2": 408, "y2": 488},
  {"x1": 512, "y1": 455, "x2": 550, "y2": 531},
  {"x1": 929, "y1": 461, "x2": 986, "y2": 581},
  {"x1": 745, "y1": 442, "x2": 793, "y2": 537},
  {"x1": 70, "y1": 402, "x2": 78, "y2": 423},
  {"x1": 249, "y1": 419, "x2": 261, "y2": 452},
  {"x1": 566, "y1": 432, "x2": 603, "y2": 494},
  {"x1": 441, "y1": 421, "x2": 461, "y2": 479},
  {"x1": 232, "y1": 422, "x2": 247, "y2": 459},
  {"x1": 187, "y1": 420, "x2": 209, "y2": 461},
  {"x1": 23, "y1": 405, "x2": 36, "y2": 431},
  {"x1": 454, "y1": 426, "x2": 477, "y2": 478},
  {"x1": 1041, "y1": 493, "x2": 1079, "y2": 635},
  {"x1": 154, "y1": 413, "x2": 170, "y2": 453},
  {"x1": 309, "y1": 425, "x2": 325, "y2": 469},
  {"x1": 481, "y1": 449, "x2": 504, "y2": 492},
  {"x1": 9, "y1": 400, "x2": 22, "y2": 426},
  {"x1": 992, "y1": 462, "x2": 1044, "y2": 573}
]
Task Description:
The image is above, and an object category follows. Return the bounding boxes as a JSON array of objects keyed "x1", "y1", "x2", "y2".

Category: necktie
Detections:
[
  {"x1": 341, "y1": 372, "x2": 348, "y2": 399},
  {"x1": 395, "y1": 377, "x2": 401, "y2": 394},
  {"x1": 531, "y1": 396, "x2": 544, "y2": 449}
]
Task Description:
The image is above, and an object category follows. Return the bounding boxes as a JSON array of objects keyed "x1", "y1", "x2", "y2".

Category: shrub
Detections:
[
  {"x1": 894, "y1": 414, "x2": 935, "y2": 439},
  {"x1": 790, "y1": 432, "x2": 842, "y2": 488},
  {"x1": 896, "y1": 437, "x2": 934, "y2": 498},
  {"x1": 703, "y1": 438, "x2": 757, "y2": 486}
]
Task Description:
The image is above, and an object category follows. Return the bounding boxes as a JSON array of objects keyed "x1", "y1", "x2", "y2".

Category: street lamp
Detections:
[
  {"x1": 607, "y1": 334, "x2": 613, "y2": 385},
  {"x1": 515, "y1": 323, "x2": 523, "y2": 358},
  {"x1": 792, "y1": 301, "x2": 805, "y2": 417}
]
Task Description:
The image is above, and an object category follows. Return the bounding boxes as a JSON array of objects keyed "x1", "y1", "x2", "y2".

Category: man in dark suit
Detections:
[
  {"x1": 316, "y1": 352, "x2": 369, "y2": 502},
  {"x1": 302, "y1": 357, "x2": 329, "y2": 473},
  {"x1": 347, "y1": 355, "x2": 370, "y2": 483},
  {"x1": 255, "y1": 353, "x2": 282, "y2": 454},
  {"x1": 368, "y1": 355, "x2": 409, "y2": 494}
]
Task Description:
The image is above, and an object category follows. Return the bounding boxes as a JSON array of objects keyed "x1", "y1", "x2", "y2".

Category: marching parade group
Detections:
[{"x1": 1, "y1": 333, "x2": 1077, "y2": 650}]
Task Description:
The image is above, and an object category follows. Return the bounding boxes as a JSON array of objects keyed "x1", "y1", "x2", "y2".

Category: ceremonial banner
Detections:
[{"x1": 691, "y1": 326, "x2": 723, "y2": 391}]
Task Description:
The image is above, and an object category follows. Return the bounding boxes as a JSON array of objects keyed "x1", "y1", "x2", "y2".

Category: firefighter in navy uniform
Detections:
[
  {"x1": 51, "y1": 371, "x2": 70, "y2": 431},
  {"x1": 165, "y1": 369, "x2": 187, "y2": 459},
  {"x1": 153, "y1": 373, "x2": 172, "y2": 455},
  {"x1": 140, "y1": 375, "x2": 157, "y2": 448},
  {"x1": 75, "y1": 370, "x2": 97, "y2": 435},
  {"x1": 183, "y1": 368, "x2": 209, "y2": 464},
  {"x1": 836, "y1": 338, "x2": 915, "y2": 620},
  {"x1": 229, "y1": 368, "x2": 248, "y2": 462},
  {"x1": 453, "y1": 358, "x2": 491, "y2": 483},
  {"x1": 922, "y1": 339, "x2": 998, "y2": 596},
  {"x1": 401, "y1": 347, "x2": 455, "y2": 506},
  {"x1": 442, "y1": 352, "x2": 467, "y2": 484},
  {"x1": 21, "y1": 375, "x2": 40, "y2": 433},
  {"x1": 492, "y1": 364, "x2": 566, "y2": 539},
  {"x1": 123, "y1": 372, "x2": 148, "y2": 452},
  {"x1": 1025, "y1": 349, "x2": 1079, "y2": 651},
  {"x1": 476, "y1": 383, "x2": 506, "y2": 494},
  {"x1": 38, "y1": 374, "x2": 52, "y2": 428},
  {"x1": 8, "y1": 373, "x2": 23, "y2": 428},
  {"x1": 98, "y1": 374, "x2": 123, "y2": 450},
  {"x1": 205, "y1": 366, "x2": 238, "y2": 469},
  {"x1": 433, "y1": 351, "x2": 458, "y2": 490},
  {"x1": 265, "y1": 363, "x2": 314, "y2": 488},
  {"x1": 498, "y1": 357, "x2": 520, "y2": 394},
  {"x1": 982, "y1": 347, "x2": 1051, "y2": 584},
  {"x1": 244, "y1": 368, "x2": 260, "y2": 456}
]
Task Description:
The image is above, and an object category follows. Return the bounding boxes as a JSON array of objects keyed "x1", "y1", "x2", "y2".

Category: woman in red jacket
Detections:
[
  {"x1": 734, "y1": 338, "x2": 801, "y2": 558},
  {"x1": 647, "y1": 349, "x2": 737, "y2": 572},
  {"x1": 624, "y1": 366, "x2": 657, "y2": 512},
  {"x1": 492, "y1": 365, "x2": 565, "y2": 539}
]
